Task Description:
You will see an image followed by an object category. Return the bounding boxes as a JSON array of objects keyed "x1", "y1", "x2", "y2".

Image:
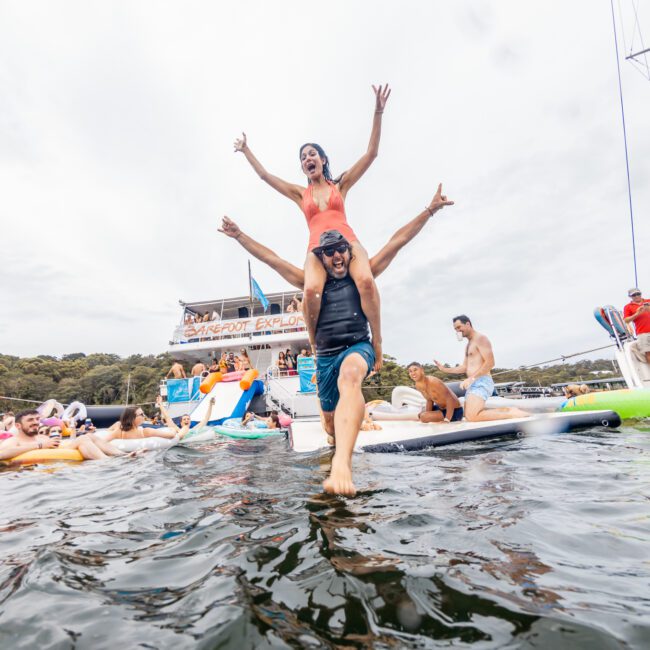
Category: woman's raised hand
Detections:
[
  {"x1": 372, "y1": 84, "x2": 391, "y2": 113},
  {"x1": 233, "y1": 132, "x2": 247, "y2": 152}
]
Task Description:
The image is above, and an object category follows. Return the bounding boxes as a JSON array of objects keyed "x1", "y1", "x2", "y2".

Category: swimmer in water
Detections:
[
  {"x1": 234, "y1": 84, "x2": 391, "y2": 371},
  {"x1": 155, "y1": 395, "x2": 216, "y2": 437}
]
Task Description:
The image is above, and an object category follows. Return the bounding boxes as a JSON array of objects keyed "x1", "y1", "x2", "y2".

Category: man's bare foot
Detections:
[
  {"x1": 323, "y1": 454, "x2": 356, "y2": 497},
  {"x1": 372, "y1": 340, "x2": 383, "y2": 372}
]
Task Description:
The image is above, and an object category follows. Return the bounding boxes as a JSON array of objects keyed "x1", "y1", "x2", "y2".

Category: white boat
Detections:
[{"x1": 162, "y1": 291, "x2": 321, "y2": 424}]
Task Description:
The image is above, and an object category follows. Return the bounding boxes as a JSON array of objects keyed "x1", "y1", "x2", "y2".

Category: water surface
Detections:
[{"x1": 1, "y1": 423, "x2": 649, "y2": 648}]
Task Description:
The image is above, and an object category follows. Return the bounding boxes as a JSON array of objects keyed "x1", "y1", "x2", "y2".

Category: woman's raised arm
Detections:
[
  {"x1": 338, "y1": 84, "x2": 391, "y2": 198},
  {"x1": 234, "y1": 132, "x2": 304, "y2": 206}
]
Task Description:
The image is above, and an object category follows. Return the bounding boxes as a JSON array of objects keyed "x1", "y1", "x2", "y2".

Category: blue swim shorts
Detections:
[
  {"x1": 465, "y1": 375, "x2": 495, "y2": 401},
  {"x1": 316, "y1": 341, "x2": 375, "y2": 412}
]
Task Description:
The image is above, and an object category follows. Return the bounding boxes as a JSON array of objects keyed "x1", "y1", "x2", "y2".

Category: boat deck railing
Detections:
[{"x1": 171, "y1": 312, "x2": 307, "y2": 345}]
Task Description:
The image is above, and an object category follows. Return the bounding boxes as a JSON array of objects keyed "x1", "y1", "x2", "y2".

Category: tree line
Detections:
[{"x1": 0, "y1": 352, "x2": 619, "y2": 413}]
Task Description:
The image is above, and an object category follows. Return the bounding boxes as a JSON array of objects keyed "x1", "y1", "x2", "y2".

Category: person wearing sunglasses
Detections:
[
  {"x1": 624, "y1": 288, "x2": 650, "y2": 364},
  {"x1": 234, "y1": 85, "x2": 392, "y2": 370},
  {"x1": 104, "y1": 406, "x2": 188, "y2": 442},
  {"x1": 219, "y1": 184, "x2": 454, "y2": 496},
  {"x1": 0, "y1": 410, "x2": 129, "y2": 461}
]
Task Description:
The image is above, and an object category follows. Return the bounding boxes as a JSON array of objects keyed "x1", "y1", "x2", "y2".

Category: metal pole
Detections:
[
  {"x1": 610, "y1": 0, "x2": 639, "y2": 287},
  {"x1": 125, "y1": 372, "x2": 131, "y2": 406}
]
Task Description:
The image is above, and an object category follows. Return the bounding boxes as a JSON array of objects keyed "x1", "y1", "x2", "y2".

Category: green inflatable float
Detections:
[{"x1": 560, "y1": 389, "x2": 650, "y2": 419}]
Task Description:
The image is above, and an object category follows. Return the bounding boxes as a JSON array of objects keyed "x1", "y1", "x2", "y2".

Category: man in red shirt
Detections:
[{"x1": 623, "y1": 288, "x2": 650, "y2": 364}]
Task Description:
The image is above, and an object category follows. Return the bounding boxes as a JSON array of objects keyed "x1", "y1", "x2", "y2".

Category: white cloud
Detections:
[{"x1": 0, "y1": 1, "x2": 648, "y2": 367}]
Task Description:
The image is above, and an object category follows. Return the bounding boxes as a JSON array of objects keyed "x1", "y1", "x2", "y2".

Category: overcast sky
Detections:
[{"x1": 1, "y1": 1, "x2": 648, "y2": 368}]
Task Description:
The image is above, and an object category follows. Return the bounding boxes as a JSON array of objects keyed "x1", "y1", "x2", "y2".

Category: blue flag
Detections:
[{"x1": 251, "y1": 277, "x2": 269, "y2": 311}]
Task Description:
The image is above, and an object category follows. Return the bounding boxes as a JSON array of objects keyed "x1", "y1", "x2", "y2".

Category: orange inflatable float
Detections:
[{"x1": 239, "y1": 369, "x2": 259, "y2": 391}]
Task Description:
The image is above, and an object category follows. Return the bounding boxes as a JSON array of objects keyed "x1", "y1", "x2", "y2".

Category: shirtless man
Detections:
[
  {"x1": 191, "y1": 361, "x2": 206, "y2": 377},
  {"x1": 0, "y1": 410, "x2": 128, "y2": 461},
  {"x1": 156, "y1": 395, "x2": 215, "y2": 437},
  {"x1": 166, "y1": 360, "x2": 186, "y2": 379},
  {"x1": 434, "y1": 315, "x2": 528, "y2": 422},
  {"x1": 407, "y1": 362, "x2": 463, "y2": 423}
]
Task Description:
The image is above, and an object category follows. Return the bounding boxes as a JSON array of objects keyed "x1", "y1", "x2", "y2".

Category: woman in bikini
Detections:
[{"x1": 234, "y1": 85, "x2": 391, "y2": 370}]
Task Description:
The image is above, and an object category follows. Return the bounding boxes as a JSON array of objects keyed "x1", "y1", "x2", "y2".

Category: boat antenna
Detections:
[{"x1": 610, "y1": 0, "x2": 640, "y2": 287}]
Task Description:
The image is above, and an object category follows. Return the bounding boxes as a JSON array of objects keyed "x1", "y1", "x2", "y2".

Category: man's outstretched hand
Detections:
[
  {"x1": 219, "y1": 216, "x2": 241, "y2": 239},
  {"x1": 428, "y1": 184, "x2": 454, "y2": 215}
]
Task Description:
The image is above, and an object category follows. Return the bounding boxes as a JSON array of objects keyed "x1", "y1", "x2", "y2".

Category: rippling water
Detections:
[{"x1": 1, "y1": 423, "x2": 649, "y2": 649}]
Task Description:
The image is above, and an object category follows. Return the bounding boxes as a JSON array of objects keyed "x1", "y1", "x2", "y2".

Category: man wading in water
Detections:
[{"x1": 220, "y1": 184, "x2": 454, "y2": 496}]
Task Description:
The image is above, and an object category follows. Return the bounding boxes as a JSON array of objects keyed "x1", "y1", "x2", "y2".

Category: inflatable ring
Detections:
[
  {"x1": 37, "y1": 399, "x2": 64, "y2": 419},
  {"x1": 62, "y1": 401, "x2": 87, "y2": 424},
  {"x1": 7, "y1": 448, "x2": 84, "y2": 465}
]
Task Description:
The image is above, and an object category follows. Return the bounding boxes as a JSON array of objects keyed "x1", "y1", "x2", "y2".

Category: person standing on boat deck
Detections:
[
  {"x1": 434, "y1": 316, "x2": 529, "y2": 422},
  {"x1": 624, "y1": 288, "x2": 650, "y2": 364},
  {"x1": 191, "y1": 361, "x2": 206, "y2": 377},
  {"x1": 407, "y1": 362, "x2": 463, "y2": 423},
  {"x1": 166, "y1": 360, "x2": 186, "y2": 379},
  {"x1": 233, "y1": 84, "x2": 391, "y2": 370}
]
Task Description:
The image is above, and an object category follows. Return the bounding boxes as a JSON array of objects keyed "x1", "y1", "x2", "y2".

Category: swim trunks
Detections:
[
  {"x1": 302, "y1": 182, "x2": 358, "y2": 251},
  {"x1": 431, "y1": 405, "x2": 464, "y2": 422},
  {"x1": 465, "y1": 375, "x2": 495, "y2": 401},
  {"x1": 316, "y1": 341, "x2": 375, "y2": 412}
]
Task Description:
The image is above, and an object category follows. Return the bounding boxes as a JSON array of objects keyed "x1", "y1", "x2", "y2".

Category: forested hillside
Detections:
[{"x1": 0, "y1": 352, "x2": 619, "y2": 412}]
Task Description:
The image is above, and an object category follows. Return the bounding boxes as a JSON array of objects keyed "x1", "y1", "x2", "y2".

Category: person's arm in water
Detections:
[
  {"x1": 233, "y1": 133, "x2": 304, "y2": 206},
  {"x1": 156, "y1": 396, "x2": 180, "y2": 434},
  {"x1": 338, "y1": 84, "x2": 391, "y2": 198},
  {"x1": 219, "y1": 183, "x2": 454, "y2": 288},
  {"x1": 460, "y1": 336, "x2": 495, "y2": 390}
]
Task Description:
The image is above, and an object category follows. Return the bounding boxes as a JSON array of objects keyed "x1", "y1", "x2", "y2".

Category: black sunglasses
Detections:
[{"x1": 321, "y1": 243, "x2": 350, "y2": 257}]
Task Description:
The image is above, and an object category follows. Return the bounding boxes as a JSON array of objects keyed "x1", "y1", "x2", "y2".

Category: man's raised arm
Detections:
[
  {"x1": 370, "y1": 183, "x2": 454, "y2": 278},
  {"x1": 218, "y1": 216, "x2": 305, "y2": 289},
  {"x1": 219, "y1": 183, "x2": 453, "y2": 287}
]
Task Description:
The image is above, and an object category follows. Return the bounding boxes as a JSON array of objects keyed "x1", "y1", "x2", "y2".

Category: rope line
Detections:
[{"x1": 610, "y1": 0, "x2": 639, "y2": 287}]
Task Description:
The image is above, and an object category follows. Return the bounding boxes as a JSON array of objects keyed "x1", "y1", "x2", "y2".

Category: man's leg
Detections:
[
  {"x1": 321, "y1": 411, "x2": 335, "y2": 445},
  {"x1": 323, "y1": 353, "x2": 368, "y2": 497},
  {"x1": 418, "y1": 410, "x2": 445, "y2": 423},
  {"x1": 464, "y1": 395, "x2": 529, "y2": 422},
  {"x1": 63, "y1": 437, "x2": 109, "y2": 460}
]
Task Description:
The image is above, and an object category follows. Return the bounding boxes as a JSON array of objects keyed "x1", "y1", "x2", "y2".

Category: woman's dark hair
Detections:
[
  {"x1": 299, "y1": 143, "x2": 333, "y2": 182},
  {"x1": 269, "y1": 413, "x2": 280, "y2": 428},
  {"x1": 452, "y1": 314, "x2": 472, "y2": 326},
  {"x1": 120, "y1": 406, "x2": 139, "y2": 431}
]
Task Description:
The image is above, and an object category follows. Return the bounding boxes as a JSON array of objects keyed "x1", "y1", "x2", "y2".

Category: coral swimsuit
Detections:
[{"x1": 302, "y1": 182, "x2": 358, "y2": 251}]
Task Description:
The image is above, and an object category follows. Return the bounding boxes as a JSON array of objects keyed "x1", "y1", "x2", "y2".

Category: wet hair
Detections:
[
  {"x1": 407, "y1": 362, "x2": 422, "y2": 369},
  {"x1": 15, "y1": 409, "x2": 39, "y2": 425},
  {"x1": 119, "y1": 406, "x2": 141, "y2": 431},
  {"x1": 299, "y1": 143, "x2": 333, "y2": 182},
  {"x1": 269, "y1": 413, "x2": 280, "y2": 428},
  {"x1": 452, "y1": 314, "x2": 472, "y2": 326}
]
